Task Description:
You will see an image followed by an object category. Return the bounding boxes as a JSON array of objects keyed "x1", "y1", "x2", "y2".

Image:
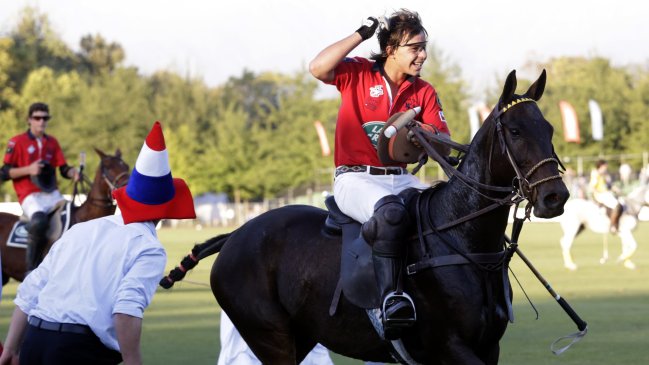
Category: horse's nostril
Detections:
[{"x1": 543, "y1": 190, "x2": 569, "y2": 209}]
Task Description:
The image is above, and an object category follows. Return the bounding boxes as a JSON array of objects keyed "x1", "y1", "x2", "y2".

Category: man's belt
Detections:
[
  {"x1": 335, "y1": 165, "x2": 408, "y2": 178},
  {"x1": 28, "y1": 316, "x2": 94, "y2": 336}
]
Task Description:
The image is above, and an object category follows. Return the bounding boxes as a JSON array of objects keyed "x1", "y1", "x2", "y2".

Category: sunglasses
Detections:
[{"x1": 30, "y1": 116, "x2": 51, "y2": 121}]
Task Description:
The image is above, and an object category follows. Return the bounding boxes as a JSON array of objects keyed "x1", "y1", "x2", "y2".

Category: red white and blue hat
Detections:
[{"x1": 113, "y1": 121, "x2": 196, "y2": 224}]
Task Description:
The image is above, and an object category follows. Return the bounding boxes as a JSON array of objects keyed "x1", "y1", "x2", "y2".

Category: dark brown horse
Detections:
[
  {"x1": 163, "y1": 70, "x2": 569, "y2": 364},
  {"x1": 0, "y1": 148, "x2": 129, "y2": 283}
]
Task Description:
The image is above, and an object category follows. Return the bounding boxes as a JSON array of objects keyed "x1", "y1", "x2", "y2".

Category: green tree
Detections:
[
  {"x1": 530, "y1": 57, "x2": 633, "y2": 157},
  {"x1": 420, "y1": 43, "x2": 471, "y2": 143},
  {"x1": 77, "y1": 34, "x2": 125, "y2": 75},
  {"x1": 626, "y1": 68, "x2": 649, "y2": 155},
  {"x1": 5, "y1": 7, "x2": 77, "y2": 90}
]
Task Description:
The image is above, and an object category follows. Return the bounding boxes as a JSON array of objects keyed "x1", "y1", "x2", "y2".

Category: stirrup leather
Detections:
[{"x1": 382, "y1": 291, "x2": 417, "y2": 327}]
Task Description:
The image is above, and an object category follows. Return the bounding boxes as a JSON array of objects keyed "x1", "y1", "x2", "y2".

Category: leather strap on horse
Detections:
[{"x1": 406, "y1": 251, "x2": 507, "y2": 275}]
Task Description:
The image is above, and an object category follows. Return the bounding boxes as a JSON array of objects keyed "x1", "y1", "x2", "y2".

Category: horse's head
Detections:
[
  {"x1": 480, "y1": 70, "x2": 569, "y2": 218},
  {"x1": 94, "y1": 147, "x2": 130, "y2": 193}
]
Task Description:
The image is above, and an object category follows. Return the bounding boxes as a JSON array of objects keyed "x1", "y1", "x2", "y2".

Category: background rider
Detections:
[{"x1": 0, "y1": 102, "x2": 79, "y2": 271}]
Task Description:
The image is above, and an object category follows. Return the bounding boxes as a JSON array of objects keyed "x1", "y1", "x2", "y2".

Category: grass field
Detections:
[{"x1": 1, "y1": 222, "x2": 648, "y2": 364}]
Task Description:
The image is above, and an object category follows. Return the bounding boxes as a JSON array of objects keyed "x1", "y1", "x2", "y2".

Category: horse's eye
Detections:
[{"x1": 509, "y1": 128, "x2": 520, "y2": 136}]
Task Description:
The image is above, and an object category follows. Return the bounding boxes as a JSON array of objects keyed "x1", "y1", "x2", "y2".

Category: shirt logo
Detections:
[
  {"x1": 369, "y1": 85, "x2": 384, "y2": 98},
  {"x1": 27, "y1": 145, "x2": 36, "y2": 154},
  {"x1": 362, "y1": 121, "x2": 385, "y2": 149},
  {"x1": 439, "y1": 111, "x2": 447, "y2": 124}
]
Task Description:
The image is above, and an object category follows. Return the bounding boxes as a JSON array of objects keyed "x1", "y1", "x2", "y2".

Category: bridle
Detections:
[
  {"x1": 407, "y1": 96, "x2": 588, "y2": 351},
  {"x1": 411, "y1": 97, "x2": 564, "y2": 230},
  {"x1": 407, "y1": 97, "x2": 565, "y2": 274},
  {"x1": 80, "y1": 156, "x2": 130, "y2": 208},
  {"x1": 490, "y1": 97, "x2": 564, "y2": 208}
]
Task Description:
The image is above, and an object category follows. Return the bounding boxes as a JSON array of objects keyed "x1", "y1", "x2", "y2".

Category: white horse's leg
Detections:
[
  {"x1": 560, "y1": 231, "x2": 578, "y2": 271},
  {"x1": 617, "y1": 230, "x2": 638, "y2": 269},
  {"x1": 599, "y1": 234, "x2": 609, "y2": 264}
]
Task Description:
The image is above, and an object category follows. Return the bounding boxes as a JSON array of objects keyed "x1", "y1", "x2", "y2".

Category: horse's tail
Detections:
[{"x1": 159, "y1": 233, "x2": 231, "y2": 289}]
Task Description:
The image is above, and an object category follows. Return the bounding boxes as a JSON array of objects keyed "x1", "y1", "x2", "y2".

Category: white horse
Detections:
[{"x1": 559, "y1": 184, "x2": 649, "y2": 270}]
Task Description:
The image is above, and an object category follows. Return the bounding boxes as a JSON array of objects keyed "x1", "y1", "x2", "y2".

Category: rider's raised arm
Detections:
[{"x1": 309, "y1": 17, "x2": 378, "y2": 84}]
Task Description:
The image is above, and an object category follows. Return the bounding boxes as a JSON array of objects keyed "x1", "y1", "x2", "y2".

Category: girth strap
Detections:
[{"x1": 407, "y1": 251, "x2": 506, "y2": 275}]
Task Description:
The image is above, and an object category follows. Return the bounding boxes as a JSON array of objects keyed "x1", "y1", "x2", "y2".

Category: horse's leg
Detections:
[
  {"x1": 235, "y1": 319, "x2": 297, "y2": 365},
  {"x1": 294, "y1": 338, "x2": 318, "y2": 364},
  {"x1": 222, "y1": 299, "x2": 298, "y2": 365},
  {"x1": 617, "y1": 230, "x2": 637, "y2": 269},
  {"x1": 559, "y1": 225, "x2": 579, "y2": 271}
]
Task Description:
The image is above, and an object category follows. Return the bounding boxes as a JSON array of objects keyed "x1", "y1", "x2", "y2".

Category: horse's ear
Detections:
[
  {"x1": 115, "y1": 148, "x2": 122, "y2": 158},
  {"x1": 526, "y1": 69, "x2": 547, "y2": 101},
  {"x1": 500, "y1": 70, "x2": 517, "y2": 105},
  {"x1": 94, "y1": 147, "x2": 107, "y2": 158}
]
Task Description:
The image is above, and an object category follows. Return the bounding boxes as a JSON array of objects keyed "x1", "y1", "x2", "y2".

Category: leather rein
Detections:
[
  {"x1": 406, "y1": 98, "x2": 564, "y2": 276},
  {"x1": 74, "y1": 157, "x2": 130, "y2": 208}
]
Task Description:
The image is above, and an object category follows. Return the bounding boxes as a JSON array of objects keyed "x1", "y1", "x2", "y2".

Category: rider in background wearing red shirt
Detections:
[
  {"x1": 1, "y1": 102, "x2": 79, "y2": 271},
  {"x1": 309, "y1": 9, "x2": 451, "y2": 340}
]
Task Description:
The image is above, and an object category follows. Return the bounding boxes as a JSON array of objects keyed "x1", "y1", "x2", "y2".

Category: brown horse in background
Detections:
[{"x1": 0, "y1": 148, "x2": 129, "y2": 283}]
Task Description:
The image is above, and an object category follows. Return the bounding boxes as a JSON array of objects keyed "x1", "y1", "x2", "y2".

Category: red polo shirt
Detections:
[
  {"x1": 3, "y1": 130, "x2": 67, "y2": 203},
  {"x1": 329, "y1": 57, "x2": 450, "y2": 167}
]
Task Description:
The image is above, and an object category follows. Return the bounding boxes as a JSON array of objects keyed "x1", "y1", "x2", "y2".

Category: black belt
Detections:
[
  {"x1": 335, "y1": 165, "x2": 408, "y2": 178},
  {"x1": 28, "y1": 316, "x2": 94, "y2": 336}
]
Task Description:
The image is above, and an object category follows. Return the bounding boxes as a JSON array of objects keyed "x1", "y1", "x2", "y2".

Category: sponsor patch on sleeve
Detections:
[
  {"x1": 439, "y1": 111, "x2": 447, "y2": 124},
  {"x1": 5, "y1": 141, "x2": 15, "y2": 154}
]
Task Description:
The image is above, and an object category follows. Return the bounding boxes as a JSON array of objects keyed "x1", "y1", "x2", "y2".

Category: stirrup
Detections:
[{"x1": 382, "y1": 291, "x2": 417, "y2": 326}]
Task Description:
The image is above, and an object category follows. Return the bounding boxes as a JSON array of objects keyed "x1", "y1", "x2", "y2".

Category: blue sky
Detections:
[{"x1": 2, "y1": 0, "x2": 648, "y2": 96}]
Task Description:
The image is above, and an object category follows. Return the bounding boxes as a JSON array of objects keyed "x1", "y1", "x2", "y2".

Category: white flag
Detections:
[
  {"x1": 559, "y1": 101, "x2": 580, "y2": 143},
  {"x1": 468, "y1": 106, "x2": 480, "y2": 139},
  {"x1": 589, "y1": 99, "x2": 603, "y2": 141}
]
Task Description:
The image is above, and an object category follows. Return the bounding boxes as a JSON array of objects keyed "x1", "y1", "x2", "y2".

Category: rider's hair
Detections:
[
  {"x1": 595, "y1": 159, "x2": 608, "y2": 169},
  {"x1": 370, "y1": 9, "x2": 428, "y2": 64},
  {"x1": 27, "y1": 102, "x2": 50, "y2": 118}
]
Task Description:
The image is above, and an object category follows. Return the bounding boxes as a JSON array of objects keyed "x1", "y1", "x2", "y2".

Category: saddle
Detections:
[
  {"x1": 7, "y1": 200, "x2": 72, "y2": 248},
  {"x1": 324, "y1": 188, "x2": 422, "y2": 312}
]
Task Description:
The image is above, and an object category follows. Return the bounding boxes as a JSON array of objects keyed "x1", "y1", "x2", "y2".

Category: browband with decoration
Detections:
[{"x1": 500, "y1": 97, "x2": 535, "y2": 113}]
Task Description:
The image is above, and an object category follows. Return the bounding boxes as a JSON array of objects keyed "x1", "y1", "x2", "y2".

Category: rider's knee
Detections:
[{"x1": 362, "y1": 195, "x2": 410, "y2": 248}]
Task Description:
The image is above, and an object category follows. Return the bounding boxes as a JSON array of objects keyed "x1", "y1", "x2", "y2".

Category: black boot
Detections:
[
  {"x1": 362, "y1": 195, "x2": 416, "y2": 340},
  {"x1": 373, "y1": 255, "x2": 416, "y2": 340},
  {"x1": 26, "y1": 211, "x2": 48, "y2": 271}
]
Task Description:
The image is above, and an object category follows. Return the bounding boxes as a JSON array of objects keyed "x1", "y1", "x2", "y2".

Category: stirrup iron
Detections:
[{"x1": 382, "y1": 291, "x2": 417, "y2": 327}]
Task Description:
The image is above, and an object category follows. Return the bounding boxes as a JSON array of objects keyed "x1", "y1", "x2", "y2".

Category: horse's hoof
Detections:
[
  {"x1": 564, "y1": 263, "x2": 578, "y2": 271},
  {"x1": 623, "y1": 260, "x2": 636, "y2": 270},
  {"x1": 599, "y1": 257, "x2": 608, "y2": 264}
]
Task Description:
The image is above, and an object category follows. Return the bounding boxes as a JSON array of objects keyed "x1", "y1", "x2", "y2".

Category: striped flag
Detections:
[
  {"x1": 589, "y1": 99, "x2": 603, "y2": 141},
  {"x1": 313, "y1": 121, "x2": 331, "y2": 156},
  {"x1": 559, "y1": 101, "x2": 580, "y2": 143}
]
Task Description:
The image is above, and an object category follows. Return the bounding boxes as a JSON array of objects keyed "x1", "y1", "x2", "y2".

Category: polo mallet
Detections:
[
  {"x1": 72, "y1": 151, "x2": 86, "y2": 205},
  {"x1": 506, "y1": 235, "x2": 588, "y2": 355},
  {"x1": 599, "y1": 233, "x2": 609, "y2": 264},
  {"x1": 383, "y1": 106, "x2": 421, "y2": 138}
]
